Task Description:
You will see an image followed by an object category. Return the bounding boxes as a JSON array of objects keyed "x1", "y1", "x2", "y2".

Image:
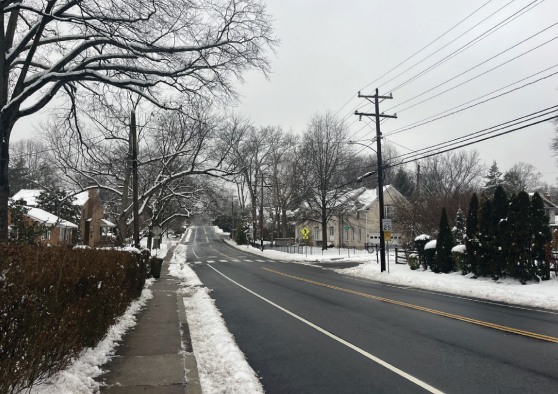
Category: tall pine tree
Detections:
[
  {"x1": 505, "y1": 192, "x2": 535, "y2": 283},
  {"x1": 476, "y1": 195, "x2": 493, "y2": 277},
  {"x1": 530, "y1": 192, "x2": 552, "y2": 280},
  {"x1": 465, "y1": 193, "x2": 479, "y2": 276},
  {"x1": 484, "y1": 161, "x2": 503, "y2": 197},
  {"x1": 436, "y1": 207, "x2": 455, "y2": 273},
  {"x1": 490, "y1": 185, "x2": 508, "y2": 280},
  {"x1": 452, "y1": 208, "x2": 465, "y2": 244}
]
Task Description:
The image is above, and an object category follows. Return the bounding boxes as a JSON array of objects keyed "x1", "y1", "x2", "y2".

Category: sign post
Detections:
[{"x1": 153, "y1": 226, "x2": 162, "y2": 249}]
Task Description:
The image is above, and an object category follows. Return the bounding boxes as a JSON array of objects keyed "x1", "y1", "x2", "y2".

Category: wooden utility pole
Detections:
[
  {"x1": 355, "y1": 89, "x2": 397, "y2": 273},
  {"x1": 260, "y1": 174, "x2": 264, "y2": 251},
  {"x1": 131, "y1": 110, "x2": 139, "y2": 248}
]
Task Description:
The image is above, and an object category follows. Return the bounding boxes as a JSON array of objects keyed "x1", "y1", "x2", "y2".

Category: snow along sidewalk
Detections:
[
  {"x1": 337, "y1": 261, "x2": 558, "y2": 311},
  {"x1": 170, "y1": 243, "x2": 265, "y2": 394}
]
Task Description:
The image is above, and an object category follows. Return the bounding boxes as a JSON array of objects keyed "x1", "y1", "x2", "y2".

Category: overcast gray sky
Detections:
[
  {"x1": 232, "y1": 0, "x2": 558, "y2": 184},
  {"x1": 12, "y1": 0, "x2": 558, "y2": 183}
]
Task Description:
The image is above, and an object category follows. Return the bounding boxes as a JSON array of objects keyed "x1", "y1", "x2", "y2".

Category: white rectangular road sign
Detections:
[{"x1": 382, "y1": 219, "x2": 392, "y2": 232}]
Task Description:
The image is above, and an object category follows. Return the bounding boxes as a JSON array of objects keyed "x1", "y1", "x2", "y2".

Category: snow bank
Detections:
[
  {"x1": 223, "y1": 239, "x2": 374, "y2": 264},
  {"x1": 30, "y1": 279, "x2": 155, "y2": 394},
  {"x1": 213, "y1": 226, "x2": 230, "y2": 236},
  {"x1": 338, "y1": 262, "x2": 558, "y2": 311},
  {"x1": 170, "y1": 247, "x2": 264, "y2": 394}
]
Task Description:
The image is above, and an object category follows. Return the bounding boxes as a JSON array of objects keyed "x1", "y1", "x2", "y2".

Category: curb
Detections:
[{"x1": 165, "y1": 241, "x2": 202, "y2": 394}]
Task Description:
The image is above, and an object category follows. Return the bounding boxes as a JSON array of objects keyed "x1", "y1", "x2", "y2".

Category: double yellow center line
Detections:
[{"x1": 261, "y1": 267, "x2": 558, "y2": 343}]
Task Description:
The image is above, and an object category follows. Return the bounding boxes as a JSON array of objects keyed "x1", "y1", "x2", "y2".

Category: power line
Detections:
[
  {"x1": 384, "y1": 0, "x2": 544, "y2": 94},
  {"x1": 385, "y1": 23, "x2": 558, "y2": 113},
  {"x1": 385, "y1": 114, "x2": 558, "y2": 169},
  {"x1": 384, "y1": 64, "x2": 558, "y2": 137},
  {"x1": 386, "y1": 105, "x2": 558, "y2": 163},
  {"x1": 332, "y1": 0, "x2": 499, "y2": 121}
]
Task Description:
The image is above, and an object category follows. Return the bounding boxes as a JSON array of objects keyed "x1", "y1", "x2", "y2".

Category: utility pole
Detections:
[
  {"x1": 131, "y1": 110, "x2": 139, "y2": 248},
  {"x1": 231, "y1": 194, "x2": 235, "y2": 241},
  {"x1": 416, "y1": 163, "x2": 421, "y2": 197},
  {"x1": 260, "y1": 174, "x2": 264, "y2": 251},
  {"x1": 355, "y1": 88, "x2": 397, "y2": 273}
]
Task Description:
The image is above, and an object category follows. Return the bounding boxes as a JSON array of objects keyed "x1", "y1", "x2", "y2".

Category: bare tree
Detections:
[
  {"x1": 47, "y1": 102, "x2": 237, "y2": 245},
  {"x1": 502, "y1": 162, "x2": 543, "y2": 194},
  {"x1": 0, "y1": 0, "x2": 275, "y2": 240},
  {"x1": 300, "y1": 111, "x2": 353, "y2": 249},
  {"x1": 395, "y1": 150, "x2": 484, "y2": 237}
]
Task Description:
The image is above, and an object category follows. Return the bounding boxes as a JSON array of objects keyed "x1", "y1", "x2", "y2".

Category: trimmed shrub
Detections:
[
  {"x1": 407, "y1": 254, "x2": 421, "y2": 270},
  {"x1": 0, "y1": 244, "x2": 149, "y2": 393},
  {"x1": 235, "y1": 223, "x2": 247, "y2": 245},
  {"x1": 452, "y1": 245, "x2": 467, "y2": 274},
  {"x1": 414, "y1": 234, "x2": 431, "y2": 270},
  {"x1": 424, "y1": 240, "x2": 437, "y2": 272}
]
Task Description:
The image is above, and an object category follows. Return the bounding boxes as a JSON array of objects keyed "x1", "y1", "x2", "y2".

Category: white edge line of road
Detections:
[{"x1": 206, "y1": 264, "x2": 445, "y2": 394}]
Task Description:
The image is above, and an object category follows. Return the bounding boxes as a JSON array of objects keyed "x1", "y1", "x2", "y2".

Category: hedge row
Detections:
[{"x1": 0, "y1": 244, "x2": 150, "y2": 394}]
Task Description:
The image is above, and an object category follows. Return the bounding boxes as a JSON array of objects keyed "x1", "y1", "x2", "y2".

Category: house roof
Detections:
[
  {"x1": 12, "y1": 189, "x2": 43, "y2": 206},
  {"x1": 528, "y1": 192, "x2": 558, "y2": 208},
  {"x1": 101, "y1": 219, "x2": 116, "y2": 228},
  {"x1": 12, "y1": 189, "x2": 91, "y2": 207},
  {"x1": 356, "y1": 185, "x2": 403, "y2": 211},
  {"x1": 26, "y1": 207, "x2": 78, "y2": 229}
]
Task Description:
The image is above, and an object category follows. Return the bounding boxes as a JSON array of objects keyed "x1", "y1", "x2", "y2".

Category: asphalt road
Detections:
[{"x1": 187, "y1": 226, "x2": 558, "y2": 394}]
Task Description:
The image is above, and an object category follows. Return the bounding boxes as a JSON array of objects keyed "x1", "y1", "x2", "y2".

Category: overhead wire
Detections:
[
  {"x1": 384, "y1": 0, "x2": 545, "y2": 94},
  {"x1": 333, "y1": 0, "x2": 501, "y2": 122},
  {"x1": 383, "y1": 64, "x2": 558, "y2": 137}
]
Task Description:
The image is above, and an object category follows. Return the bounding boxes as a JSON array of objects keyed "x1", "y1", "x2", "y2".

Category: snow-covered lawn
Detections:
[
  {"x1": 29, "y1": 279, "x2": 156, "y2": 394},
  {"x1": 338, "y1": 262, "x2": 558, "y2": 311},
  {"x1": 169, "y1": 244, "x2": 264, "y2": 394},
  {"x1": 223, "y1": 238, "x2": 377, "y2": 264}
]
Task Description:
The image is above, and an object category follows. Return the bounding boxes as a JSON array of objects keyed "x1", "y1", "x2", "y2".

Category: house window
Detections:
[
  {"x1": 314, "y1": 227, "x2": 320, "y2": 240},
  {"x1": 42, "y1": 231, "x2": 51, "y2": 240},
  {"x1": 384, "y1": 205, "x2": 396, "y2": 219},
  {"x1": 60, "y1": 227, "x2": 66, "y2": 241},
  {"x1": 329, "y1": 227, "x2": 334, "y2": 236},
  {"x1": 345, "y1": 229, "x2": 349, "y2": 241},
  {"x1": 352, "y1": 228, "x2": 354, "y2": 241},
  {"x1": 359, "y1": 228, "x2": 362, "y2": 242},
  {"x1": 357, "y1": 211, "x2": 360, "y2": 219}
]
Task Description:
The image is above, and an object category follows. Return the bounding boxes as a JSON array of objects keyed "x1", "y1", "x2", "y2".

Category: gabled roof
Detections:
[
  {"x1": 12, "y1": 189, "x2": 43, "y2": 207},
  {"x1": 528, "y1": 192, "x2": 558, "y2": 208},
  {"x1": 26, "y1": 207, "x2": 78, "y2": 229}
]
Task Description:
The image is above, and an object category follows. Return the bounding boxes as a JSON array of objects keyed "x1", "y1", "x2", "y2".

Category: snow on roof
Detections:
[
  {"x1": 73, "y1": 191, "x2": 89, "y2": 206},
  {"x1": 356, "y1": 185, "x2": 398, "y2": 211},
  {"x1": 26, "y1": 207, "x2": 78, "y2": 228},
  {"x1": 424, "y1": 240, "x2": 437, "y2": 250},
  {"x1": 452, "y1": 244, "x2": 466, "y2": 254},
  {"x1": 101, "y1": 219, "x2": 116, "y2": 228},
  {"x1": 12, "y1": 189, "x2": 43, "y2": 207}
]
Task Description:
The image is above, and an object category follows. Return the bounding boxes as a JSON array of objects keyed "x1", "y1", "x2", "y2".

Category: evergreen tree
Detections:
[
  {"x1": 476, "y1": 195, "x2": 493, "y2": 277},
  {"x1": 8, "y1": 199, "x2": 51, "y2": 245},
  {"x1": 489, "y1": 185, "x2": 508, "y2": 280},
  {"x1": 484, "y1": 161, "x2": 503, "y2": 197},
  {"x1": 505, "y1": 192, "x2": 535, "y2": 283},
  {"x1": 436, "y1": 208, "x2": 455, "y2": 273},
  {"x1": 451, "y1": 208, "x2": 465, "y2": 244},
  {"x1": 235, "y1": 223, "x2": 247, "y2": 245},
  {"x1": 36, "y1": 188, "x2": 79, "y2": 224},
  {"x1": 530, "y1": 192, "x2": 552, "y2": 280},
  {"x1": 392, "y1": 168, "x2": 415, "y2": 198},
  {"x1": 465, "y1": 193, "x2": 479, "y2": 276}
]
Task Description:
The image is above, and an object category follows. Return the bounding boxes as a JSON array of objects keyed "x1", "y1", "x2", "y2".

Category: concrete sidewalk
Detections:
[{"x1": 96, "y1": 244, "x2": 201, "y2": 394}]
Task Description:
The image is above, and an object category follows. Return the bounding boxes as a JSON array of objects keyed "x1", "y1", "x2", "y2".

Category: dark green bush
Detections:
[{"x1": 0, "y1": 244, "x2": 149, "y2": 393}]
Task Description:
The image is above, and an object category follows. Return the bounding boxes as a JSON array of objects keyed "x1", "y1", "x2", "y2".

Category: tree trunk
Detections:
[
  {"x1": 282, "y1": 207, "x2": 287, "y2": 238},
  {"x1": 321, "y1": 204, "x2": 328, "y2": 250},
  {"x1": 0, "y1": 117, "x2": 15, "y2": 242}
]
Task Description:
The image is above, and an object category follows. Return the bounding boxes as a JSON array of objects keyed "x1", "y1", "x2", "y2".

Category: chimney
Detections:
[
  {"x1": 18, "y1": 199, "x2": 27, "y2": 206},
  {"x1": 88, "y1": 182, "x2": 98, "y2": 200},
  {"x1": 544, "y1": 192, "x2": 551, "y2": 203}
]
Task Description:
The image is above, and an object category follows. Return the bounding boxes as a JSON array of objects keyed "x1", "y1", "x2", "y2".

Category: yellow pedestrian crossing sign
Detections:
[
  {"x1": 384, "y1": 231, "x2": 392, "y2": 241},
  {"x1": 301, "y1": 227, "x2": 309, "y2": 240}
]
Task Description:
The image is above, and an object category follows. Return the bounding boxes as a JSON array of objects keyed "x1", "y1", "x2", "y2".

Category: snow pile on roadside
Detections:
[
  {"x1": 338, "y1": 262, "x2": 558, "y2": 311},
  {"x1": 170, "y1": 248, "x2": 264, "y2": 394},
  {"x1": 224, "y1": 238, "x2": 374, "y2": 264},
  {"x1": 213, "y1": 226, "x2": 230, "y2": 236},
  {"x1": 30, "y1": 279, "x2": 155, "y2": 394}
]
